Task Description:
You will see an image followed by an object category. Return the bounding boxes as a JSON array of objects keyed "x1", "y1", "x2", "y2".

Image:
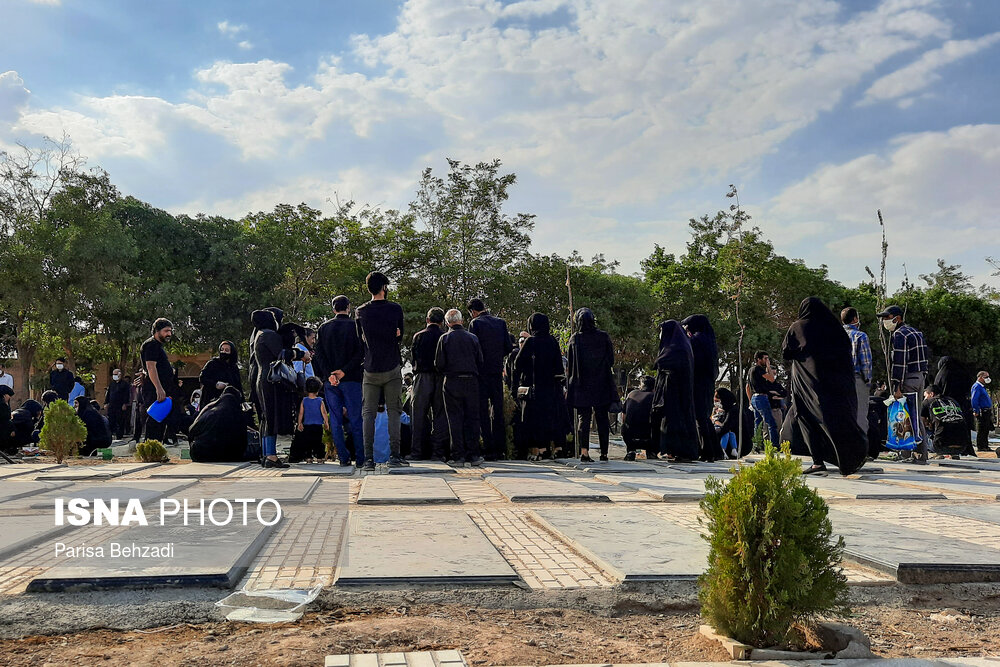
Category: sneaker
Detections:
[
  {"x1": 599, "y1": 455, "x2": 609, "y2": 462},
  {"x1": 448, "y1": 458, "x2": 466, "y2": 467},
  {"x1": 362, "y1": 461, "x2": 376, "y2": 472},
  {"x1": 387, "y1": 456, "x2": 406, "y2": 468},
  {"x1": 469, "y1": 457, "x2": 484, "y2": 467}
]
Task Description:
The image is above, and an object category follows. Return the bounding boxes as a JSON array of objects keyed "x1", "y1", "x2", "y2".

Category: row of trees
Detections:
[{"x1": 2, "y1": 137, "x2": 999, "y2": 404}]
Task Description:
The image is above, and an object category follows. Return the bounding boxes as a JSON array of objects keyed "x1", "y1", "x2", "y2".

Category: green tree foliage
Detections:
[
  {"x1": 38, "y1": 399, "x2": 87, "y2": 462},
  {"x1": 699, "y1": 444, "x2": 849, "y2": 647}
]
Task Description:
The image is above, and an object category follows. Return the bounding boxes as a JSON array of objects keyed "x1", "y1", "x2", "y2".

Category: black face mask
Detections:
[{"x1": 219, "y1": 351, "x2": 232, "y2": 361}]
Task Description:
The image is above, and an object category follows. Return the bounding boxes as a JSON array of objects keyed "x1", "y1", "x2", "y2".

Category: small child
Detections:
[{"x1": 290, "y1": 377, "x2": 329, "y2": 463}]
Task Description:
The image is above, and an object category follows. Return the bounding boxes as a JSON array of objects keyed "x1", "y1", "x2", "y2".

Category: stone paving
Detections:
[{"x1": 6, "y1": 454, "x2": 1000, "y2": 594}]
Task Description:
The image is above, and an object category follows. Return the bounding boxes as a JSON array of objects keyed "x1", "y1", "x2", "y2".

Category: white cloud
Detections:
[
  {"x1": 862, "y1": 32, "x2": 1000, "y2": 106},
  {"x1": 237, "y1": 40, "x2": 253, "y2": 50},
  {"x1": 28, "y1": 0, "x2": 61, "y2": 5},
  {"x1": 217, "y1": 20, "x2": 246, "y2": 37},
  {"x1": 0, "y1": 71, "x2": 31, "y2": 122},
  {"x1": 767, "y1": 124, "x2": 1000, "y2": 281}
]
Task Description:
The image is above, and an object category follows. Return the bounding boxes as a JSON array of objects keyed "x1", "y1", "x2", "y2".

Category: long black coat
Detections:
[
  {"x1": 652, "y1": 320, "x2": 700, "y2": 460},
  {"x1": 683, "y1": 314, "x2": 720, "y2": 461},
  {"x1": 781, "y1": 297, "x2": 867, "y2": 475},
  {"x1": 566, "y1": 309, "x2": 617, "y2": 409},
  {"x1": 77, "y1": 404, "x2": 112, "y2": 455},
  {"x1": 200, "y1": 341, "x2": 243, "y2": 406},
  {"x1": 251, "y1": 310, "x2": 299, "y2": 437},
  {"x1": 511, "y1": 314, "x2": 570, "y2": 447}
]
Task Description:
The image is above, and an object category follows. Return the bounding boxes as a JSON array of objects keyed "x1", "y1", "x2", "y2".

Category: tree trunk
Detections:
[{"x1": 15, "y1": 338, "x2": 36, "y2": 405}]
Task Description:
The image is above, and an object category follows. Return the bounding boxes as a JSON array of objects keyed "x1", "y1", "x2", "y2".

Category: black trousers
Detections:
[
  {"x1": 575, "y1": 405, "x2": 610, "y2": 456},
  {"x1": 478, "y1": 374, "x2": 505, "y2": 459},
  {"x1": 142, "y1": 388, "x2": 180, "y2": 443},
  {"x1": 411, "y1": 372, "x2": 449, "y2": 460},
  {"x1": 107, "y1": 403, "x2": 126, "y2": 440},
  {"x1": 977, "y1": 412, "x2": 994, "y2": 451},
  {"x1": 443, "y1": 376, "x2": 481, "y2": 462}
]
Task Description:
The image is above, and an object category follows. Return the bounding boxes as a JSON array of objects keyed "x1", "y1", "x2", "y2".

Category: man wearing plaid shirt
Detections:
[
  {"x1": 878, "y1": 305, "x2": 929, "y2": 462},
  {"x1": 841, "y1": 307, "x2": 872, "y2": 433}
]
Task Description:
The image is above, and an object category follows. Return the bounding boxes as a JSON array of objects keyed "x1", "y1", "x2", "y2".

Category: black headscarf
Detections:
[
  {"x1": 682, "y1": 314, "x2": 718, "y2": 361},
  {"x1": 715, "y1": 387, "x2": 737, "y2": 411},
  {"x1": 265, "y1": 307, "x2": 284, "y2": 326},
  {"x1": 782, "y1": 297, "x2": 851, "y2": 362},
  {"x1": 575, "y1": 308, "x2": 596, "y2": 332},
  {"x1": 528, "y1": 313, "x2": 550, "y2": 337},
  {"x1": 219, "y1": 340, "x2": 239, "y2": 365},
  {"x1": 935, "y1": 356, "x2": 973, "y2": 401},
  {"x1": 251, "y1": 309, "x2": 278, "y2": 332},
  {"x1": 654, "y1": 320, "x2": 693, "y2": 371}
]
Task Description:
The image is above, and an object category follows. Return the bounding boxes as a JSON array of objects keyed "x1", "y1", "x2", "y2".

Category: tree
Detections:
[{"x1": 920, "y1": 259, "x2": 974, "y2": 294}]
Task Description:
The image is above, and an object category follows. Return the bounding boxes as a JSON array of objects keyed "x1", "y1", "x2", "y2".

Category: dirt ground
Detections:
[{"x1": 2, "y1": 602, "x2": 999, "y2": 667}]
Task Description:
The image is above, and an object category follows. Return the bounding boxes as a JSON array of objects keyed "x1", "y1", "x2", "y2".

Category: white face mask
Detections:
[
  {"x1": 714, "y1": 401, "x2": 723, "y2": 409},
  {"x1": 56, "y1": 364, "x2": 64, "y2": 370},
  {"x1": 882, "y1": 319, "x2": 898, "y2": 332},
  {"x1": 986, "y1": 378, "x2": 993, "y2": 385},
  {"x1": 113, "y1": 374, "x2": 121, "y2": 380}
]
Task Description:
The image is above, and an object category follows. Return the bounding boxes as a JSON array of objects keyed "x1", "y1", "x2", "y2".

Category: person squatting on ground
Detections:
[
  {"x1": 355, "y1": 272, "x2": 407, "y2": 471},
  {"x1": 408, "y1": 307, "x2": 450, "y2": 462},
  {"x1": 567, "y1": 307, "x2": 618, "y2": 463},
  {"x1": 621, "y1": 376, "x2": 656, "y2": 461},
  {"x1": 921, "y1": 383, "x2": 971, "y2": 459},
  {"x1": 434, "y1": 308, "x2": 485, "y2": 467}
]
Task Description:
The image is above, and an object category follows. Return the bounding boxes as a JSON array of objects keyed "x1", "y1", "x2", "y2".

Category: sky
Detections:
[{"x1": 2, "y1": 0, "x2": 999, "y2": 291}]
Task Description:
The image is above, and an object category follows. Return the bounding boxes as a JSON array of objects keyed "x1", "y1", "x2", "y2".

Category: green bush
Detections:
[
  {"x1": 135, "y1": 439, "x2": 168, "y2": 463},
  {"x1": 698, "y1": 443, "x2": 849, "y2": 647},
  {"x1": 38, "y1": 400, "x2": 87, "y2": 463}
]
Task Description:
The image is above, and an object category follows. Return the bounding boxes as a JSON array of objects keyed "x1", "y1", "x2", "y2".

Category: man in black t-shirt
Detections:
[
  {"x1": 748, "y1": 351, "x2": 780, "y2": 446},
  {"x1": 355, "y1": 272, "x2": 407, "y2": 471},
  {"x1": 921, "y1": 384, "x2": 971, "y2": 458},
  {"x1": 141, "y1": 318, "x2": 177, "y2": 442}
]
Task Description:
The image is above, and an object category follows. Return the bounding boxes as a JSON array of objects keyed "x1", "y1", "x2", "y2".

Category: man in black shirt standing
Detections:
[
  {"x1": 748, "y1": 351, "x2": 781, "y2": 446},
  {"x1": 468, "y1": 298, "x2": 514, "y2": 460},
  {"x1": 355, "y1": 272, "x2": 407, "y2": 470},
  {"x1": 141, "y1": 318, "x2": 177, "y2": 442},
  {"x1": 408, "y1": 307, "x2": 449, "y2": 461},
  {"x1": 314, "y1": 295, "x2": 365, "y2": 467},
  {"x1": 49, "y1": 358, "x2": 74, "y2": 401},
  {"x1": 435, "y1": 309, "x2": 484, "y2": 467}
]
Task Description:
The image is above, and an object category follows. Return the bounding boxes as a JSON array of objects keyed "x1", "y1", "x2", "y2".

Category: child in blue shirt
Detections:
[{"x1": 291, "y1": 377, "x2": 329, "y2": 463}]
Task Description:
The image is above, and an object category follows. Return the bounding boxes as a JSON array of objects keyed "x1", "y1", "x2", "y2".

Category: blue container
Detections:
[{"x1": 146, "y1": 397, "x2": 173, "y2": 423}]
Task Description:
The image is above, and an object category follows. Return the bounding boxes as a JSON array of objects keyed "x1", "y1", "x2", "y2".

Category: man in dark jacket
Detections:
[
  {"x1": 408, "y1": 307, "x2": 449, "y2": 461},
  {"x1": 468, "y1": 298, "x2": 514, "y2": 460},
  {"x1": 105, "y1": 368, "x2": 131, "y2": 440},
  {"x1": 49, "y1": 358, "x2": 74, "y2": 401},
  {"x1": 435, "y1": 309, "x2": 484, "y2": 467},
  {"x1": 314, "y1": 295, "x2": 365, "y2": 467},
  {"x1": 75, "y1": 396, "x2": 112, "y2": 456}
]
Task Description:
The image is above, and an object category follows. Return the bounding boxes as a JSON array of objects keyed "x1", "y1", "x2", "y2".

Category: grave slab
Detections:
[
  {"x1": 867, "y1": 474, "x2": 1000, "y2": 499},
  {"x1": 282, "y1": 463, "x2": 356, "y2": 477},
  {"x1": 829, "y1": 509, "x2": 1000, "y2": 583},
  {"x1": 484, "y1": 473, "x2": 611, "y2": 502},
  {"x1": 0, "y1": 480, "x2": 73, "y2": 504},
  {"x1": 26, "y1": 515, "x2": 279, "y2": 591},
  {"x1": 480, "y1": 461, "x2": 562, "y2": 474},
  {"x1": 149, "y1": 461, "x2": 252, "y2": 478},
  {"x1": 532, "y1": 507, "x2": 707, "y2": 580},
  {"x1": 936, "y1": 459, "x2": 1000, "y2": 473},
  {"x1": 932, "y1": 504, "x2": 1000, "y2": 526},
  {"x1": 593, "y1": 474, "x2": 707, "y2": 501},
  {"x1": 324, "y1": 650, "x2": 468, "y2": 667},
  {"x1": 646, "y1": 459, "x2": 736, "y2": 475},
  {"x1": 358, "y1": 476, "x2": 459, "y2": 505},
  {"x1": 0, "y1": 515, "x2": 76, "y2": 560},
  {"x1": 876, "y1": 460, "x2": 980, "y2": 475},
  {"x1": 388, "y1": 461, "x2": 456, "y2": 475},
  {"x1": 192, "y1": 477, "x2": 321, "y2": 504},
  {"x1": 35, "y1": 462, "x2": 161, "y2": 480},
  {"x1": 804, "y1": 476, "x2": 946, "y2": 500},
  {"x1": 24, "y1": 478, "x2": 200, "y2": 510},
  {"x1": 554, "y1": 458, "x2": 659, "y2": 474},
  {"x1": 335, "y1": 510, "x2": 518, "y2": 585},
  {"x1": 0, "y1": 463, "x2": 66, "y2": 479}
]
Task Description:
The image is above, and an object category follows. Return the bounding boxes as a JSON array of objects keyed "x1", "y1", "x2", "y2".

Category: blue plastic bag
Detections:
[{"x1": 886, "y1": 397, "x2": 917, "y2": 451}]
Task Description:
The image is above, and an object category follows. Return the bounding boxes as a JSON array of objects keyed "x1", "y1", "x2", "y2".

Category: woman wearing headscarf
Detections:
[
  {"x1": 75, "y1": 396, "x2": 112, "y2": 456},
  {"x1": 251, "y1": 308, "x2": 309, "y2": 468},
  {"x1": 9, "y1": 399, "x2": 43, "y2": 450},
  {"x1": 652, "y1": 320, "x2": 700, "y2": 461},
  {"x1": 781, "y1": 297, "x2": 867, "y2": 475},
  {"x1": 190, "y1": 386, "x2": 252, "y2": 462},
  {"x1": 715, "y1": 387, "x2": 753, "y2": 459},
  {"x1": 512, "y1": 313, "x2": 570, "y2": 460},
  {"x1": 934, "y1": 356, "x2": 976, "y2": 455},
  {"x1": 200, "y1": 340, "x2": 243, "y2": 407},
  {"x1": 567, "y1": 308, "x2": 618, "y2": 462},
  {"x1": 682, "y1": 314, "x2": 720, "y2": 462}
]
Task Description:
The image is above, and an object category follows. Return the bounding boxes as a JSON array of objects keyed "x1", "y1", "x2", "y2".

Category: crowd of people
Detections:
[{"x1": 1, "y1": 275, "x2": 995, "y2": 474}]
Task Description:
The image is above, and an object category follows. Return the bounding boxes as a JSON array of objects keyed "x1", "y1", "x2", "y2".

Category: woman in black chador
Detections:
[
  {"x1": 199, "y1": 340, "x2": 243, "y2": 407},
  {"x1": 682, "y1": 314, "x2": 720, "y2": 461},
  {"x1": 652, "y1": 320, "x2": 700, "y2": 461},
  {"x1": 512, "y1": 313, "x2": 570, "y2": 460},
  {"x1": 251, "y1": 308, "x2": 308, "y2": 468},
  {"x1": 567, "y1": 307, "x2": 618, "y2": 462},
  {"x1": 781, "y1": 297, "x2": 867, "y2": 475}
]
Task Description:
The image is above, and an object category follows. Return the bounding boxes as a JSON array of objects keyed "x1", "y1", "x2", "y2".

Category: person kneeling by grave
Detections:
[
  {"x1": 189, "y1": 386, "x2": 255, "y2": 462},
  {"x1": 75, "y1": 396, "x2": 113, "y2": 456},
  {"x1": 920, "y1": 384, "x2": 971, "y2": 460}
]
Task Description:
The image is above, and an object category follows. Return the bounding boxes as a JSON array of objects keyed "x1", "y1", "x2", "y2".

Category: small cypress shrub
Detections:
[
  {"x1": 38, "y1": 400, "x2": 87, "y2": 463},
  {"x1": 699, "y1": 443, "x2": 849, "y2": 647},
  {"x1": 135, "y1": 439, "x2": 168, "y2": 463}
]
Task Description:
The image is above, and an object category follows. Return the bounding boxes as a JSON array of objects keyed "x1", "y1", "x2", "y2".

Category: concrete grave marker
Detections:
[
  {"x1": 0, "y1": 480, "x2": 73, "y2": 504},
  {"x1": 485, "y1": 473, "x2": 611, "y2": 502},
  {"x1": 149, "y1": 461, "x2": 252, "y2": 478},
  {"x1": 593, "y1": 474, "x2": 707, "y2": 501},
  {"x1": 387, "y1": 461, "x2": 456, "y2": 475},
  {"x1": 282, "y1": 463, "x2": 355, "y2": 476},
  {"x1": 35, "y1": 462, "x2": 161, "y2": 481},
  {"x1": 0, "y1": 515, "x2": 77, "y2": 560},
  {"x1": 0, "y1": 463, "x2": 67, "y2": 479},
  {"x1": 25, "y1": 478, "x2": 200, "y2": 510},
  {"x1": 358, "y1": 476, "x2": 459, "y2": 505}
]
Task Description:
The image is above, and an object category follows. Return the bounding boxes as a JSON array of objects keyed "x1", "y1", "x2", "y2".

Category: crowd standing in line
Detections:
[{"x1": 3, "y1": 270, "x2": 996, "y2": 473}]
